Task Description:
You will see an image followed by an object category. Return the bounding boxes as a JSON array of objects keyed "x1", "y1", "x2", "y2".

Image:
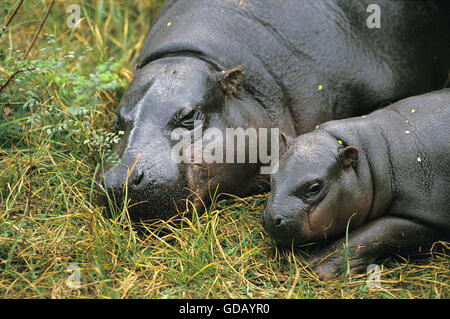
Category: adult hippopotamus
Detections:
[
  {"x1": 261, "y1": 89, "x2": 450, "y2": 279},
  {"x1": 98, "y1": 0, "x2": 450, "y2": 221}
]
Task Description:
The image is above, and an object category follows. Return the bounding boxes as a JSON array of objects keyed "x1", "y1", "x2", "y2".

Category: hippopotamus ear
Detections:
[
  {"x1": 338, "y1": 146, "x2": 359, "y2": 168},
  {"x1": 280, "y1": 132, "x2": 294, "y2": 150},
  {"x1": 218, "y1": 66, "x2": 245, "y2": 95}
]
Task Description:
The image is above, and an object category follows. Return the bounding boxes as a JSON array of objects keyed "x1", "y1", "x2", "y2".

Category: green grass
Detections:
[{"x1": 0, "y1": 0, "x2": 449, "y2": 299}]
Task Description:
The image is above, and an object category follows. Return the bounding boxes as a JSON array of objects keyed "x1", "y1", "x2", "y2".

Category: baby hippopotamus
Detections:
[{"x1": 261, "y1": 89, "x2": 450, "y2": 279}]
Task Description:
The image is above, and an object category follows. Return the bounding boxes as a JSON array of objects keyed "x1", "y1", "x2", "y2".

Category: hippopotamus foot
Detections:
[
  {"x1": 306, "y1": 244, "x2": 377, "y2": 280},
  {"x1": 306, "y1": 216, "x2": 445, "y2": 280}
]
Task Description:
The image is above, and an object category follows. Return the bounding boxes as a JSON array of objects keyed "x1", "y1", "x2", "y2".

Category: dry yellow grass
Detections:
[{"x1": 0, "y1": 0, "x2": 448, "y2": 299}]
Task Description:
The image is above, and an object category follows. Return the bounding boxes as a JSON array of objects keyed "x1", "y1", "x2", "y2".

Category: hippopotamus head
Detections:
[
  {"x1": 261, "y1": 130, "x2": 371, "y2": 246},
  {"x1": 98, "y1": 56, "x2": 275, "y2": 221}
]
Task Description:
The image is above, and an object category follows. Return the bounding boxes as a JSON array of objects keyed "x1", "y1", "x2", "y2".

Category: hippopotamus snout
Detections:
[
  {"x1": 97, "y1": 124, "x2": 192, "y2": 221},
  {"x1": 99, "y1": 158, "x2": 190, "y2": 221}
]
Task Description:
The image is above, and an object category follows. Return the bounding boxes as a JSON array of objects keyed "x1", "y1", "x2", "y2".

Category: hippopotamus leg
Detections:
[{"x1": 307, "y1": 216, "x2": 446, "y2": 279}]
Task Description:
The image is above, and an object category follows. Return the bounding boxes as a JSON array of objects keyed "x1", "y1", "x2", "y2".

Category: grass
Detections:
[{"x1": 0, "y1": 0, "x2": 449, "y2": 299}]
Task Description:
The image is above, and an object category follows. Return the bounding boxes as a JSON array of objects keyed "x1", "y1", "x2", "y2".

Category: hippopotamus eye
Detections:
[
  {"x1": 305, "y1": 182, "x2": 322, "y2": 199},
  {"x1": 173, "y1": 107, "x2": 204, "y2": 130}
]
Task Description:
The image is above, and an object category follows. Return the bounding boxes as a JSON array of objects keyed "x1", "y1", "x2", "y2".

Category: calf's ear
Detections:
[
  {"x1": 338, "y1": 146, "x2": 359, "y2": 168},
  {"x1": 280, "y1": 132, "x2": 293, "y2": 151},
  {"x1": 218, "y1": 66, "x2": 245, "y2": 95}
]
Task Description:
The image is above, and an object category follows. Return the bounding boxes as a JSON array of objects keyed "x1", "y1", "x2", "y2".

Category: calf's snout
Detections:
[{"x1": 261, "y1": 208, "x2": 305, "y2": 246}]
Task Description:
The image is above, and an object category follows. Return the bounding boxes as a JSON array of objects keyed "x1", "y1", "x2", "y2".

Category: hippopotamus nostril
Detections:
[
  {"x1": 132, "y1": 171, "x2": 145, "y2": 186},
  {"x1": 274, "y1": 216, "x2": 285, "y2": 227}
]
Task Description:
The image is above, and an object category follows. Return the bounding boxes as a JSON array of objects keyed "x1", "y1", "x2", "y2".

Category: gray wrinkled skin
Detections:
[
  {"x1": 262, "y1": 89, "x2": 450, "y2": 279},
  {"x1": 98, "y1": 0, "x2": 450, "y2": 221}
]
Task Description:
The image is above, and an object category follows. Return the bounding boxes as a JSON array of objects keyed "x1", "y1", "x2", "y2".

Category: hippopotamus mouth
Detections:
[
  {"x1": 97, "y1": 146, "x2": 270, "y2": 222},
  {"x1": 97, "y1": 168, "x2": 192, "y2": 221}
]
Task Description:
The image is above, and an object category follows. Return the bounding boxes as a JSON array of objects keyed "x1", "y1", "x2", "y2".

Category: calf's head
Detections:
[{"x1": 261, "y1": 131, "x2": 372, "y2": 246}]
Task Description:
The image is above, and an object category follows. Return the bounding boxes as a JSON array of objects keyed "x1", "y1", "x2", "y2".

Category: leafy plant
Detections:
[{"x1": 0, "y1": 36, "x2": 125, "y2": 167}]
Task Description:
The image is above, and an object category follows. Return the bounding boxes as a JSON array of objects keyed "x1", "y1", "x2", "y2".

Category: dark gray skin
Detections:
[
  {"x1": 261, "y1": 89, "x2": 450, "y2": 279},
  {"x1": 98, "y1": 0, "x2": 450, "y2": 221}
]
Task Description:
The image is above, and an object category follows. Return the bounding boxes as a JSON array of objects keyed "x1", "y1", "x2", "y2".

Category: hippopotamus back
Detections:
[
  {"x1": 138, "y1": 0, "x2": 449, "y2": 133},
  {"x1": 319, "y1": 89, "x2": 450, "y2": 228}
]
